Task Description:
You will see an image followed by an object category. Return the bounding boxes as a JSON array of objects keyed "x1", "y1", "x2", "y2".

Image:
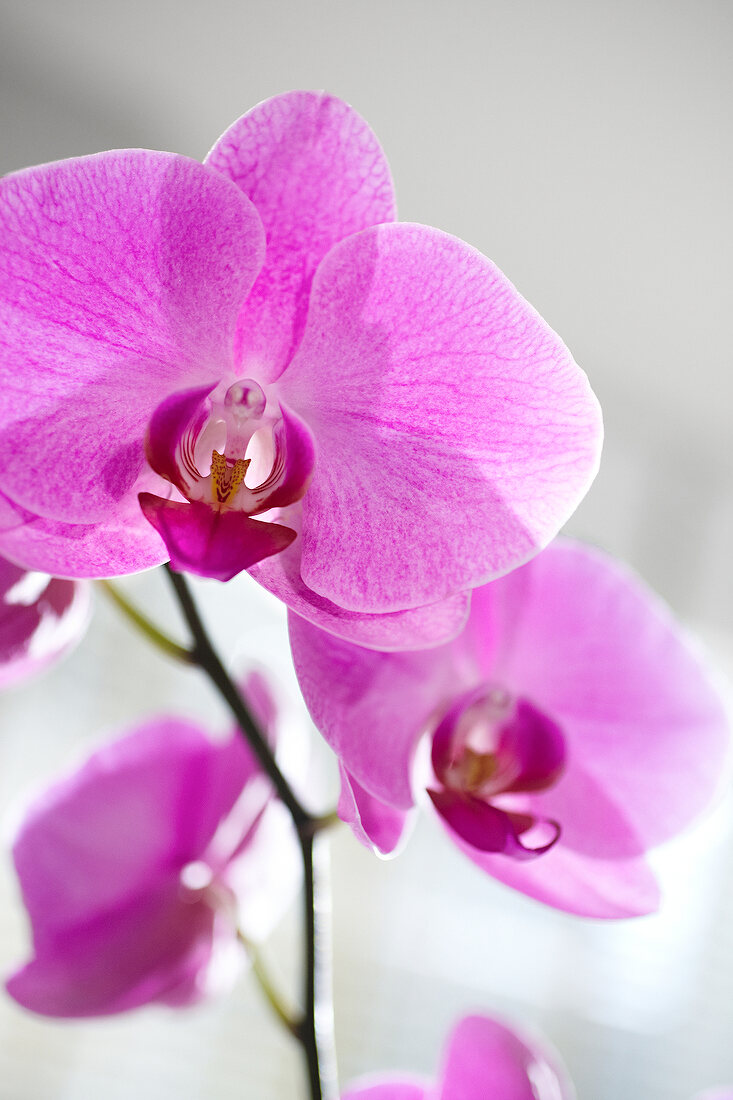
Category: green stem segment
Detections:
[
  {"x1": 162, "y1": 565, "x2": 337, "y2": 1100},
  {"x1": 238, "y1": 932, "x2": 299, "y2": 1037},
  {"x1": 98, "y1": 580, "x2": 194, "y2": 665}
]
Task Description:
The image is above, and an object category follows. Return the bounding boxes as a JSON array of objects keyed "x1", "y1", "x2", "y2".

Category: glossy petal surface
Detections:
[
  {"x1": 280, "y1": 223, "x2": 602, "y2": 613},
  {"x1": 0, "y1": 556, "x2": 90, "y2": 687},
  {"x1": 207, "y1": 91, "x2": 396, "y2": 383},
  {"x1": 0, "y1": 150, "x2": 264, "y2": 555}
]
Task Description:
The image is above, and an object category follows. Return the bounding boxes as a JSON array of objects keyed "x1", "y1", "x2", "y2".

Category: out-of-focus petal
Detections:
[
  {"x1": 0, "y1": 556, "x2": 90, "y2": 688},
  {"x1": 11, "y1": 718, "x2": 252, "y2": 949},
  {"x1": 341, "y1": 1081, "x2": 430, "y2": 1100},
  {"x1": 206, "y1": 90, "x2": 396, "y2": 383},
  {"x1": 279, "y1": 223, "x2": 601, "y2": 613},
  {"x1": 491, "y1": 541, "x2": 730, "y2": 851},
  {"x1": 224, "y1": 798, "x2": 301, "y2": 943},
  {"x1": 499, "y1": 699, "x2": 566, "y2": 793},
  {"x1": 138, "y1": 495, "x2": 296, "y2": 581},
  {"x1": 339, "y1": 766, "x2": 411, "y2": 856},
  {"x1": 288, "y1": 612, "x2": 465, "y2": 808},
  {"x1": 438, "y1": 1014, "x2": 574, "y2": 1100},
  {"x1": 6, "y1": 879, "x2": 218, "y2": 1017},
  {"x1": 0, "y1": 150, "x2": 264, "y2": 545}
]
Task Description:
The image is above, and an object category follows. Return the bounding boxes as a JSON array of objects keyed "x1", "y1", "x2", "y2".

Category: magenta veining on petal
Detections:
[{"x1": 0, "y1": 90, "x2": 603, "y2": 637}]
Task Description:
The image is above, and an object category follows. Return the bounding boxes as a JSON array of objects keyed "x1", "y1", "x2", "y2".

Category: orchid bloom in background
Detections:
[
  {"x1": 341, "y1": 1013, "x2": 574, "y2": 1100},
  {"x1": 6, "y1": 673, "x2": 300, "y2": 1016},
  {"x1": 290, "y1": 540, "x2": 730, "y2": 918},
  {"x1": 0, "y1": 90, "x2": 602, "y2": 649},
  {"x1": 0, "y1": 554, "x2": 90, "y2": 689},
  {"x1": 694, "y1": 1091, "x2": 733, "y2": 1099}
]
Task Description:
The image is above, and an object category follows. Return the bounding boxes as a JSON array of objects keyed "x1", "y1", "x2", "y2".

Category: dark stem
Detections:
[
  {"x1": 299, "y1": 834, "x2": 338, "y2": 1099},
  {"x1": 164, "y1": 564, "x2": 310, "y2": 830},
  {"x1": 163, "y1": 565, "x2": 336, "y2": 1100}
]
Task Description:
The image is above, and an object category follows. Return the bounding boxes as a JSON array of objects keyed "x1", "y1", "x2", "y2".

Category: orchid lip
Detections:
[
  {"x1": 147, "y1": 379, "x2": 314, "y2": 518},
  {"x1": 428, "y1": 684, "x2": 567, "y2": 860},
  {"x1": 140, "y1": 382, "x2": 315, "y2": 580},
  {"x1": 174, "y1": 377, "x2": 278, "y2": 510}
]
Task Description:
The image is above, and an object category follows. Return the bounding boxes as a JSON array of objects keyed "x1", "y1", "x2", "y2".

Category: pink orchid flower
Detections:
[
  {"x1": 6, "y1": 673, "x2": 300, "y2": 1017},
  {"x1": 341, "y1": 1013, "x2": 574, "y2": 1100},
  {"x1": 289, "y1": 540, "x2": 729, "y2": 918},
  {"x1": 0, "y1": 90, "x2": 601, "y2": 649},
  {"x1": 0, "y1": 554, "x2": 90, "y2": 689}
]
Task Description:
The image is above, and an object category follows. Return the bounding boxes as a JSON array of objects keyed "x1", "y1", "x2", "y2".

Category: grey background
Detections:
[{"x1": 0, "y1": 1, "x2": 731, "y2": 1097}]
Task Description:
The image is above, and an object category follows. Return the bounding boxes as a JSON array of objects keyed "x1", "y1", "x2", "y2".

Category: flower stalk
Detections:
[
  {"x1": 163, "y1": 565, "x2": 337, "y2": 1100},
  {"x1": 99, "y1": 580, "x2": 195, "y2": 665}
]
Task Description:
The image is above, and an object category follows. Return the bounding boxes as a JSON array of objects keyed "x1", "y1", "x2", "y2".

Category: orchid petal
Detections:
[
  {"x1": 145, "y1": 385, "x2": 216, "y2": 492},
  {"x1": 447, "y1": 771, "x2": 662, "y2": 918},
  {"x1": 206, "y1": 91, "x2": 396, "y2": 383},
  {"x1": 11, "y1": 718, "x2": 251, "y2": 948},
  {"x1": 428, "y1": 789, "x2": 559, "y2": 860},
  {"x1": 257, "y1": 541, "x2": 471, "y2": 652},
  {"x1": 438, "y1": 1015, "x2": 574, "y2": 1100},
  {"x1": 490, "y1": 541, "x2": 730, "y2": 851},
  {"x1": 0, "y1": 151, "x2": 265, "y2": 548},
  {"x1": 139, "y1": 495, "x2": 296, "y2": 582},
  {"x1": 279, "y1": 223, "x2": 602, "y2": 613},
  {"x1": 290, "y1": 537, "x2": 727, "y2": 917},
  {"x1": 250, "y1": 404, "x2": 315, "y2": 513},
  {"x1": 429, "y1": 686, "x2": 565, "y2": 794},
  {"x1": 499, "y1": 699, "x2": 566, "y2": 793},
  {"x1": 0, "y1": 556, "x2": 90, "y2": 688},
  {"x1": 289, "y1": 613, "x2": 467, "y2": 808},
  {"x1": 224, "y1": 799, "x2": 302, "y2": 944},
  {"x1": 0, "y1": 490, "x2": 167, "y2": 578},
  {"x1": 338, "y1": 766, "x2": 411, "y2": 856},
  {"x1": 6, "y1": 880, "x2": 218, "y2": 1017}
]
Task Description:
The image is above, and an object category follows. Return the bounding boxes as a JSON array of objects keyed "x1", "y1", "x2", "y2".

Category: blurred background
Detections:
[{"x1": 0, "y1": 0, "x2": 731, "y2": 1096}]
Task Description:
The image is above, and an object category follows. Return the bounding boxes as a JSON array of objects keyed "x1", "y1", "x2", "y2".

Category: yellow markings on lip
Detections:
[
  {"x1": 210, "y1": 449, "x2": 250, "y2": 506},
  {"x1": 460, "y1": 747, "x2": 499, "y2": 792}
]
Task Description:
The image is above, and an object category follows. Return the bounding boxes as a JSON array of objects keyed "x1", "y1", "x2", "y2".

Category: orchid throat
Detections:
[
  {"x1": 138, "y1": 378, "x2": 315, "y2": 582},
  {"x1": 428, "y1": 685, "x2": 567, "y2": 860}
]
